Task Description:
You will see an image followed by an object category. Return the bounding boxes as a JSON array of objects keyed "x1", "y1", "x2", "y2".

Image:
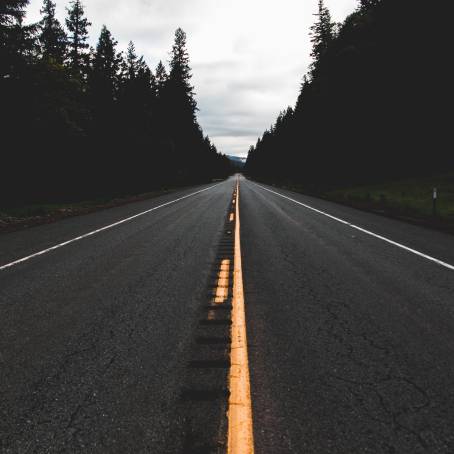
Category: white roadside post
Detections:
[{"x1": 433, "y1": 187, "x2": 437, "y2": 217}]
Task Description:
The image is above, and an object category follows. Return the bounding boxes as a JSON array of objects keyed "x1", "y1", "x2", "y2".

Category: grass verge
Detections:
[
  {"x1": 327, "y1": 174, "x2": 454, "y2": 234},
  {"x1": 266, "y1": 173, "x2": 454, "y2": 235},
  {"x1": 0, "y1": 187, "x2": 182, "y2": 234}
]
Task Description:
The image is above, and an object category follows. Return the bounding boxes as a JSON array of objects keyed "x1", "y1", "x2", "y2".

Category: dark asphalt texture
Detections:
[
  {"x1": 240, "y1": 179, "x2": 454, "y2": 454},
  {"x1": 0, "y1": 179, "x2": 235, "y2": 453},
  {"x1": 1, "y1": 175, "x2": 454, "y2": 453}
]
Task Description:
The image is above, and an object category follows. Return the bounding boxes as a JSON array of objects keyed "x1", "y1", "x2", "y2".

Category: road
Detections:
[{"x1": 1, "y1": 176, "x2": 454, "y2": 453}]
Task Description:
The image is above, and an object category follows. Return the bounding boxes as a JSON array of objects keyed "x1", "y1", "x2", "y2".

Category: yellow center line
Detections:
[
  {"x1": 228, "y1": 179, "x2": 255, "y2": 454},
  {"x1": 230, "y1": 213, "x2": 235, "y2": 222}
]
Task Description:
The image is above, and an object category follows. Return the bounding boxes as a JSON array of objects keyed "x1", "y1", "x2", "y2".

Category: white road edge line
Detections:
[
  {"x1": 0, "y1": 183, "x2": 221, "y2": 271},
  {"x1": 254, "y1": 183, "x2": 454, "y2": 271}
]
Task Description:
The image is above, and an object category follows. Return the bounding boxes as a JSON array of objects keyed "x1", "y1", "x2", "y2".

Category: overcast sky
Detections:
[{"x1": 26, "y1": 0, "x2": 358, "y2": 157}]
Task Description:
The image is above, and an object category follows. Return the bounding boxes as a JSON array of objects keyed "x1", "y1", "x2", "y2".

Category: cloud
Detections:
[{"x1": 26, "y1": 0, "x2": 358, "y2": 157}]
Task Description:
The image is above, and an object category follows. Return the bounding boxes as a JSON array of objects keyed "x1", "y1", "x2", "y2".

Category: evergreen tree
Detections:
[
  {"x1": 116, "y1": 44, "x2": 154, "y2": 135},
  {"x1": 38, "y1": 0, "x2": 67, "y2": 64},
  {"x1": 310, "y1": 0, "x2": 334, "y2": 70},
  {"x1": 295, "y1": 75, "x2": 310, "y2": 112},
  {"x1": 119, "y1": 43, "x2": 150, "y2": 113},
  {"x1": 151, "y1": 60, "x2": 168, "y2": 150},
  {"x1": 0, "y1": 0, "x2": 29, "y2": 74},
  {"x1": 116, "y1": 49, "x2": 127, "y2": 85},
  {"x1": 359, "y1": 0, "x2": 380, "y2": 10},
  {"x1": 12, "y1": 15, "x2": 36, "y2": 59},
  {"x1": 132, "y1": 56, "x2": 155, "y2": 115},
  {"x1": 91, "y1": 25, "x2": 119, "y2": 102},
  {"x1": 0, "y1": 0, "x2": 28, "y2": 29},
  {"x1": 65, "y1": 0, "x2": 91, "y2": 76},
  {"x1": 155, "y1": 60, "x2": 168, "y2": 96},
  {"x1": 158, "y1": 28, "x2": 222, "y2": 181},
  {"x1": 126, "y1": 41, "x2": 137, "y2": 79},
  {"x1": 136, "y1": 56, "x2": 155, "y2": 97},
  {"x1": 168, "y1": 27, "x2": 196, "y2": 119},
  {"x1": 1, "y1": 6, "x2": 231, "y2": 206}
]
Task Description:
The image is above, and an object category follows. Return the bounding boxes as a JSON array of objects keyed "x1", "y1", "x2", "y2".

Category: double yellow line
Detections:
[{"x1": 227, "y1": 180, "x2": 255, "y2": 454}]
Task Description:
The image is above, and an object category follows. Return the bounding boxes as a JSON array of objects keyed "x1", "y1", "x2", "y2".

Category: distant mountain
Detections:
[{"x1": 227, "y1": 155, "x2": 247, "y2": 169}]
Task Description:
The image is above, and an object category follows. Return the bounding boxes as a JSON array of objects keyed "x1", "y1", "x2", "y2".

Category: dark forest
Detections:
[
  {"x1": 1, "y1": 0, "x2": 232, "y2": 208},
  {"x1": 245, "y1": 0, "x2": 452, "y2": 191}
]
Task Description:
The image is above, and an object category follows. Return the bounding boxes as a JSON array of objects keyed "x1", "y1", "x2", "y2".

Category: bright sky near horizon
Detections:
[{"x1": 26, "y1": 0, "x2": 358, "y2": 157}]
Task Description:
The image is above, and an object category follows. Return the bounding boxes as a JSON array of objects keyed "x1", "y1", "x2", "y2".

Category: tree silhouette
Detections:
[
  {"x1": 125, "y1": 41, "x2": 138, "y2": 79},
  {"x1": 136, "y1": 57, "x2": 155, "y2": 108},
  {"x1": 38, "y1": 0, "x2": 67, "y2": 64},
  {"x1": 0, "y1": 0, "x2": 28, "y2": 36},
  {"x1": 168, "y1": 28, "x2": 197, "y2": 119},
  {"x1": 155, "y1": 60, "x2": 168, "y2": 97},
  {"x1": 246, "y1": 0, "x2": 452, "y2": 189},
  {"x1": 91, "y1": 25, "x2": 119, "y2": 103},
  {"x1": 65, "y1": 0, "x2": 91, "y2": 76},
  {"x1": 119, "y1": 42, "x2": 154, "y2": 117},
  {"x1": 310, "y1": 0, "x2": 335, "y2": 73},
  {"x1": 1, "y1": 2, "x2": 232, "y2": 208},
  {"x1": 359, "y1": 0, "x2": 380, "y2": 11},
  {"x1": 1, "y1": 0, "x2": 30, "y2": 74}
]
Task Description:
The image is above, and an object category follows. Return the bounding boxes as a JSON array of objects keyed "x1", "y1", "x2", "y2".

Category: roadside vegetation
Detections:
[
  {"x1": 0, "y1": 185, "x2": 196, "y2": 233},
  {"x1": 327, "y1": 175, "x2": 454, "y2": 219},
  {"x1": 325, "y1": 174, "x2": 454, "y2": 233},
  {"x1": 1, "y1": 0, "x2": 232, "y2": 211},
  {"x1": 245, "y1": 0, "x2": 452, "y2": 232}
]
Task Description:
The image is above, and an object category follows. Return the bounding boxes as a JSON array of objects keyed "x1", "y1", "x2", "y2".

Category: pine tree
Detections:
[
  {"x1": 0, "y1": 0, "x2": 28, "y2": 29},
  {"x1": 142, "y1": 59, "x2": 157, "y2": 97},
  {"x1": 136, "y1": 57, "x2": 154, "y2": 92},
  {"x1": 0, "y1": 0, "x2": 29, "y2": 73},
  {"x1": 120, "y1": 42, "x2": 146, "y2": 115},
  {"x1": 359, "y1": 0, "x2": 380, "y2": 11},
  {"x1": 155, "y1": 60, "x2": 168, "y2": 96},
  {"x1": 65, "y1": 0, "x2": 91, "y2": 76},
  {"x1": 163, "y1": 28, "x2": 204, "y2": 174},
  {"x1": 168, "y1": 28, "x2": 196, "y2": 118},
  {"x1": 38, "y1": 0, "x2": 67, "y2": 64},
  {"x1": 116, "y1": 50, "x2": 127, "y2": 85},
  {"x1": 136, "y1": 57, "x2": 156, "y2": 118},
  {"x1": 13, "y1": 16, "x2": 36, "y2": 58},
  {"x1": 126, "y1": 41, "x2": 137, "y2": 80},
  {"x1": 295, "y1": 75, "x2": 310, "y2": 113},
  {"x1": 118, "y1": 43, "x2": 155, "y2": 130},
  {"x1": 310, "y1": 0, "x2": 334, "y2": 70},
  {"x1": 91, "y1": 25, "x2": 119, "y2": 104}
]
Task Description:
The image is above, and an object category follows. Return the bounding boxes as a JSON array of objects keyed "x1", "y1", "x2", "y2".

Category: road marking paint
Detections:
[
  {"x1": 214, "y1": 259, "x2": 231, "y2": 304},
  {"x1": 230, "y1": 213, "x2": 235, "y2": 222},
  {"x1": 228, "y1": 180, "x2": 255, "y2": 454},
  {"x1": 0, "y1": 183, "x2": 221, "y2": 271},
  {"x1": 217, "y1": 278, "x2": 230, "y2": 287},
  {"x1": 255, "y1": 183, "x2": 454, "y2": 271}
]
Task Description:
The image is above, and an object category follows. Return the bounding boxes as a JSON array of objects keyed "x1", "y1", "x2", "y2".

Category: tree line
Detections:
[
  {"x1": 245, "y1": 0, "x2": 451, "y2": 190},
  {"x1": 1, "y1": 0, "x2": 231, "y2": 207}
]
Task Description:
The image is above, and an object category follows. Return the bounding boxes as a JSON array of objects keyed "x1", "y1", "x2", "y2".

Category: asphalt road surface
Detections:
[{"x1": 1, "y1": 176, "x2": 454, "y2": 453}]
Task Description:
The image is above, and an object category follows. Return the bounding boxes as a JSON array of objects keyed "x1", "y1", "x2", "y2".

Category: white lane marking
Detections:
[
  {"x1": 254, "y1": 183, "x2": 454, "y2": 271},
  {"x1": 0, "y1": 184, "x2": 221, "y2": 271}
]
